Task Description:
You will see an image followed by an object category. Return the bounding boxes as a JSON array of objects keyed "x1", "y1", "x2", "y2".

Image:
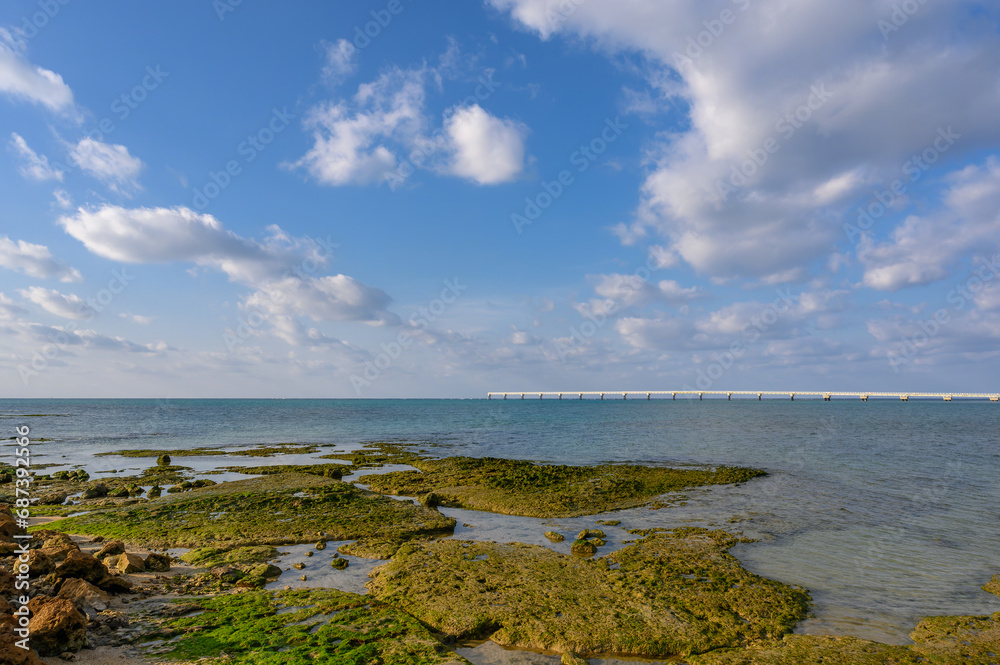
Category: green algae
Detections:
[
  {"x1": 984, "y1": 575, "x2": 1000, "y2": 598},
  {"x1": 222, "y1": 463, "x2": 348, "y2": 480},
  {"x1": 687, "y1": 613, "x2": 1000, "y2": 664},
  {"x1": 180, "y1": 545, "x2": 280, "y2": 568},
  {"x1": 367, "y1": 528, "x2": 809, "y2": 658},
  {"x1": 37, "y1": 472, "x2": 455, "y2": 551},
  {"x1": 148, "y1": 588, "x2": 471, "y2": 665},
  {"x1": 359, "y1": 456, "x2": 766, "y2": 518}
]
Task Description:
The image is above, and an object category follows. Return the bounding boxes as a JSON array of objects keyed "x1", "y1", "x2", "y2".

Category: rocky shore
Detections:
[{"x1": 2, "y1": 441, "x2": 998, "y2": 664}]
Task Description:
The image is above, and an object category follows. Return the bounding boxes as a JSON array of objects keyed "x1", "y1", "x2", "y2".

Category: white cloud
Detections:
[
  {"x1": 59, "y1": 205, "x2": 398, "y2": 340},
  {"x1": 291, "y1": 67, "x2": 426, "y2": 186},
  {"x1": 0, "y1": 236, "x2": 81, "y2": 282},
  {"x1": 490, "y1": 0, "x2": 1000, "y2": 282},
  {"x1": 69, "y1": 138, "x2": 144, "y2": 194},
  {"x1": 18, "y1": 286, "x2": 92, "y2": 320},
  {"x1": 444, "y1": 104, "x2": 527, "y2": 184},
  {"x1": 0, "y1": 40, "x2": 75, "y2": 115},
  {"x1": 321, "y1": 38, "x2": 358, "y2": 84},
  {"x1": 7, "y1": 132, "x2": 62, "y2": 181},
  {"x1": 859, "y1": 159, "x2": 1000, "y2": 291},
  {"x1": 119, "y1": 312, "x2": 154, "y2": 325},
  {"x1": 0, "y1": 292, "x2": 27, "y2": 319},
  {"x1": 53, "y1": 188, "x2": 72, "y2": 208}
]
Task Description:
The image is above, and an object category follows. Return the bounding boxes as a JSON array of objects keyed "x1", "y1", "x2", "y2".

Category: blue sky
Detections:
[{"x1": 1, "y1": 0, "x2": 999, "y2": 398}]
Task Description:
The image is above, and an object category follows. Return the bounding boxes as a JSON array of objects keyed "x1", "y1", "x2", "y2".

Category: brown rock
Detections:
[
  {"x1": 0, "y1": 597, "x2": 12, "y2": 615},
  {"x1": 27, "y1": 596, "x2": 87, "y2": 656},
  {"x1": 0, "y1": 632, "x2": 46, "y2": 665},
  {"x1": 54, "y1": 550, "x2": 107, "y2": 585},
  {"x1": 95, "y1": 573, "x2": 133, "y2": 594},
  {"x1": 95, "y1": 540, "x2": 125, "y2": 559},
  {"x1": 0, "y1": 512, "x2": 16, "y2": 541},
  {"x1": 38, "y1": 544, "x2": 79, "y2": 564},
  {"x1": 57, "y1": 577, "x2": 112, "y2": 615},
  {"x1": 0, "y1": 567, "x2": 15, "y2": 596},
  {"x1": 116, "y1": 553, "x2": 145, "y2": 574},
  {"x1": 144, "y1": 552, "x2": 171, "y2": 572},
  {"x1": 37, "y1": 492, "x2": 68, "y2": 505},
  {"x1": 26, "y1": 549, "x2": 54, "y2": 577},
  {"x1": 210, "y1": 566, "x2": 244, "y2": 583},
  {"x1": 42, "y1": 533, "x2": 78, "y2": 550}
]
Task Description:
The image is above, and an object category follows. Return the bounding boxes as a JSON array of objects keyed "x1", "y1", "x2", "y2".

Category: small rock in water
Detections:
[
  {"x1": 330, "y1": 557, "x2": 348, "y2": 570},
  {"x1": 305, "y1": 551, "x2": 313, "y2": 557},
  {"x1": 292, "y1": 562, "x2": 305, "y2": 570},
  {"x1": 300, "y1": 575, "x2": 307, "y2": 581},
  {"x1": 315, "y1": 541, "x2": 326, "y2": 550},
  {"x1": 544, "y1": 531, "x2": 565, "y2": 543}
]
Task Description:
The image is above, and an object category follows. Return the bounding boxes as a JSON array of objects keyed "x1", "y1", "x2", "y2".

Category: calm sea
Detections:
[{"x1": 3, "y1": 398, "x2": 998, "y2": 644}]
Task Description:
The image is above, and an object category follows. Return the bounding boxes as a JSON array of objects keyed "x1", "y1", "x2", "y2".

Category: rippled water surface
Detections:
[{"x1": 3, "y1": 397, "x2": 998, "y2": 643}]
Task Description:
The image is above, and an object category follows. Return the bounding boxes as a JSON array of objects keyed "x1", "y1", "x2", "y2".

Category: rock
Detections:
[
  {"x1": 27, "y1": 596, "x2": 87, "y2": 656},
  {"x1": 315, "y1": 541, "x2": 327, "y2": 550},
  {"x1": 156, "y1": 454, "x2": 171, "y2": 467},
  {"x1": 148, "y1": 486, "x2": 162, "y2": 499},
  {"x1": 81, "y1": 483, "x2": 108, "y2": 500},
  {"x1": 0, "y1": 632, "x2": 46, "y2": 665},
  {"x1": 292, "y1": 562, "x2": 306, "y2": 570},
  {"x1": 95, "y1": 540, "x2": 125, "y2": 559},
  {"x1": 984, "y1": 574, "x2": 1000, "y2": 598},
  {"x1": 421, "y1": 492, "x2": 441, "y2": 508},
  {"x1": 144, "y1": 552, "x2": 171, "y2": 572},
  {"x1": 54, "y1": 550, "x2": 108, "y2": 585},
  {"x1": 570, "y1": 538, "x2": 598, "y2": 557},
  {"x1": 95, "y1": 573, "x2": 132, "y2": 594},
  {"x1": 109, "y1": 486, "x2": 130, "y2": 498},
  {"x1": 247, "y1": 563, "x2": 282, "y2": 579},
  {"x1": 103, "y1": 554, "x2": 122, "y2": 569},
  {"x1": 27, "y1": 549, "x2": 54, "y2": 577},
  {"x1": 595, "y1": 520, "x2": 621, "y2": 526},
  {"x1": 561, "y1": 653, "x2": 588, "y2": 665},
  {"x1": 57, "y1": 578, "x2": 111, "y2": 615},
  {"x1": 0, "y1": 511, "x2": 16, "y2": 541},
  {"x1": 37, "y1": 491, "x2": 68, "y2": 505},
  {"x1": 0, "y1": 568, "x2": 15, "y2": 597},
  {"x1": 330, "y1": 557, "x2": 348, "y2": 570},
  {"x1": 544, "y1": 531, "x2": 565, "y2": 543},
  {"x1": 116, "y1": 553, "x2": 145, "y2": 574},
  {"x1": 39, "y1": 545, "x2": 79, "y2": 564},
  {"x1": 577, "y1": 529, "x2": 605, "y2": 540},
  {"x1": 211, "y1": 566, "x2": 244, "y2": 583}
]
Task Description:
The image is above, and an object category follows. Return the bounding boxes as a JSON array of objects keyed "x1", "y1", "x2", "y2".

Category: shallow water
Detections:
[{"x1": 3, "y1": 397, "x2": 999, "y2": 643}]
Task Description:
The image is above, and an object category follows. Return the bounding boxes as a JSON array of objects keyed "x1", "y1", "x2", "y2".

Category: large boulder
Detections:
[
  {"x1": 26, "y1": 549, "x2": 54, "y2": 577},
  {"x1": 0, "y1": 632, "x2": 46, "y2": 665},
  {"x1": 144, "y1": 552, "x2": 171, "y2": 572},
  {"x1": 210, "y1": 566, "x2": 244, "y2": 583},
  {"x1": 27, "y1": 596, "x2": 88, "y2": 656},
  {"x1": 116, "y1": 553, "x2": 145, "y2": 574},
  {"x1": 95, "y1": 540, "x2": 125, "y2": 559},
  {"x1": 54, "y1": 550, "x2": 107, "y2": 585},
  {"x1": 57, "y1": 577, "x2": 112, "y2": 615},
  {"x1": 38, "y1": 544, "x2": 79, "y2": 564}
]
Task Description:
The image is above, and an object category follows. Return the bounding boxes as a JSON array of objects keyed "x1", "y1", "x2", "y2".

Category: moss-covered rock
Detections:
[
  {"x1": 544, "y1": 531, "x2": 565, "y2": 543},
  {"x1": 570, "y1": 538, "x2": 597, "y2": 557},
  {"x1": 149, "y1": 588, "x2": 472, "y2": 664},
  {"x1": 222, "y1": 463, "x2": 347, "y2": 480},
  {"x1": 38, "y1": 473, "x2": 455, "y2": 551},
  {"x1": 984, "y1": 575, "x2": 999, "y2": 598},
  {"x1": 360, "y1": 456, "x2": 765, "y2": 518},
  {"x1": 180, "y1": 545, "x2": 279, "y2": 569},
  {"x1": 367, "y1": 529, "x2": 809, "y2": 658}
]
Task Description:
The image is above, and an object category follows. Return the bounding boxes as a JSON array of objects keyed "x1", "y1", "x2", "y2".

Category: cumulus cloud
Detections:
[
  {"x1": 119, "y1": 313, "x2": 154, "y2": 325},
  {"x1": 7, "y1": 132, "x2": 62, "y2": 181},
  {"x1": 291, "y1": 67, "x2": 426, "y2": 186},
  {"x1": 859, "y1": 158, "x2": 1000, "y2": 290},
  {"x1": 0, "y1": 39, "x2": 75, "y2": 115},
  {"x1": 444, "y1": 104, "x2": 527, "y2": 184},
  {"x1": 292, "y1": 47, "x2": 527, "y2": 187},
  {"x1": 490, "y1": 0, "x2": 1000, "y2": 282},
  {"x1": 18, "y1": 286, "x2": 92, "y2": 320},
  {"x1": 59, "y1": 205, "x2": 398, "y2": 341},
  {"x1": 0, "y1": 236, "x2": 81, "y2": 282},
  {"x1": 68, "y1": 138, "x2": 144, "y2": 194}
]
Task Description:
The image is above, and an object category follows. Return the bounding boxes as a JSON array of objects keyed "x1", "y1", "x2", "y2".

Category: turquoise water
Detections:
[{"x1": 2, "y1": 398, "x2": 999, "y2": 643}]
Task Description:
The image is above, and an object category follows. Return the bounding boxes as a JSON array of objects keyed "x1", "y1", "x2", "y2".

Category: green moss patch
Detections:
[
  {"x1": 180, "y1": 545, "x2": 280, "y2": 568},
  {"x1": 367, "y1": 528, "x2": 809, "y2": 658},
  {"x1": 688, "y1": 613, "x2": 1000, "y2": 664},
  {"x1": 38, "y1": 472, "x2": 455, "y2": 551},
  {"x1": 148, "y1": 588, "x2": 471, "y2": 665},
  {"x1": 222, "y1": 463, "x2": 348, "y2": 480},
  {"x1": 360, "y1": 456, "x2": 765, "y2": 518}
]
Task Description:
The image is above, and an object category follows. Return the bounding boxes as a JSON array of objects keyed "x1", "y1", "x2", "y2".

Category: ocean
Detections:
[{"x1": 3, "y1": 397, "x2": 999, "y2": 645}]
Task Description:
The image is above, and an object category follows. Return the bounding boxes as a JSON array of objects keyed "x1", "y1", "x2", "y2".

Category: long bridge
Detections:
[{"x1": 487, "y1": 390, "x2": 1000, "y2": 401}]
